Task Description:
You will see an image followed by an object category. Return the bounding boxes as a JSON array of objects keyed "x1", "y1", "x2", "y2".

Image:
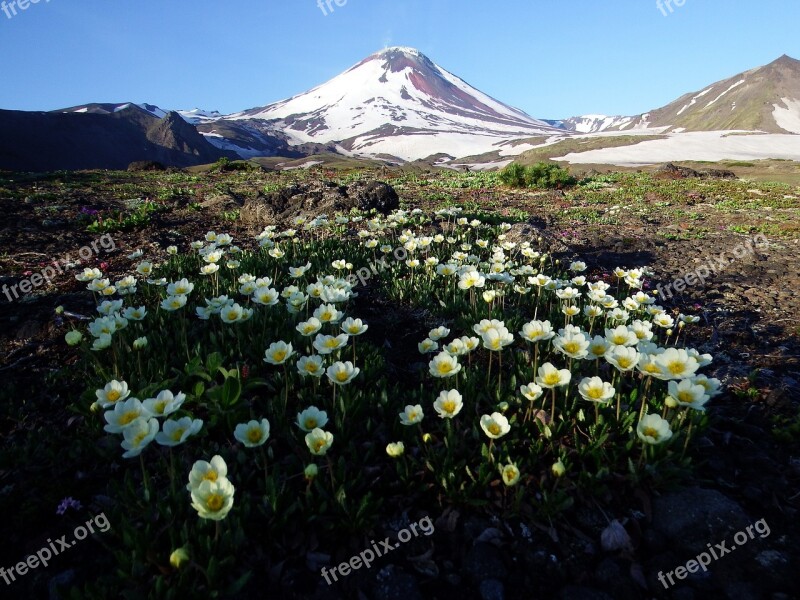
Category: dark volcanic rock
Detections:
[
  {"x1": 241, "y1": 180, "x2": 400, "y2": 225},
  {"x1": 651, "y1": 487, "x2": 750, "y2": 556}
]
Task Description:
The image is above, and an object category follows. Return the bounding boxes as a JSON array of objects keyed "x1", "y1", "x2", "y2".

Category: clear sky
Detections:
[{"x1": 0, "y1": 0, "x2": 797, "y2": 119}]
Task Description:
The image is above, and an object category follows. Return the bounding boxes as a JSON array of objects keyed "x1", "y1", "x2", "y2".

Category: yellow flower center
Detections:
[
  {"x1": 618, "y1": 358, "x2": 632, "y2": 369},
  {"x1": 314, "y1": 440, "x2": 327, "y2": 452},
  {"x1": 643, "y1": 427, "x2": 659, "y2": 439},
  {"x1": 203, "y1": 471, "x2": 218, "y2": 482},
  {"x1": 678, "y1": 391, "x2": 693, "y2": 403},
  {"x1": 206, "y1": 494, "x2": 223, "y2": 511},
  {"x1": 668, "y1": 361, "x2": 685, "y2": 375},
  {"x1": 488, "y1": 423, "x2": 501, "y2": 436},
  {"x1": 273, "y1": 350, "x2": 286, "y2": 361},
  {"x1": 227, "y1": 310, "x2": 239, "y2": 320},
  {"x1": 305, "y1": 364, "x2": 319, "y2": 374},
  {"x1": 336, "y1": 371, "x2": 349, "y2": 382},
  {"x1": 544, "y1": 373, "x2": 560, "y2": 386},
  {"x1": 133, "y1": 432, "x2": 147, "y2": 445},
  {"x1": 154, "y1": 401, "x2": 167, "y2": 414},
  {"x1": 324, "y1": 339, "x2": 339, "y2": 348},
  {"x1": 442, "y1": 400, "x2": 456, "y2": 413},
  {"x1": 305, "y1": 418, "x2": 317, "y2": 429},
  {"x1": 171, "y1": 428, "x2": 186, "y2": 442},
  {"x1": 247, "y1": 428, "x2": 263, "y2": 443},
  {"x1": 119, "y1": 411, "x2": 139, "y2": 426},
  {"x1": 588, "y1": 388, "x2": 602, "y2": 399},
  {"x1": 107, "y1": 390, "x2": 121, "y2": 402},
  {"x1": 564, "y1": 341, "x2": 580, "y2": 354}
]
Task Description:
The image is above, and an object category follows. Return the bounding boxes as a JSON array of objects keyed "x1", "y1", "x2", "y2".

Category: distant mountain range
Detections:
[
  {"x1": 547, "y1": 55, "x2": 800, "y2": 135},
  {"x1": 0, "y1": 49, "x2": 798, "y2": 171}
]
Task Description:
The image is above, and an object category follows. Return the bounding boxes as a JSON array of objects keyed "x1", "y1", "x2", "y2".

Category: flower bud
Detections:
[
  {"x1": 552, "y1": 459, "x2": 566, "y2": 477},
  {"x1": 665, "y1": 396, "x2": 679, "y2": 409},
  {"x1": 89, "y1": 401, "x2": 101, "y2": 414},
  {"x1": 386, "y1": 442, "x2": 405, "y2": 458},
  {"x1": 422, "y1": 432, "x2": 432, "y2": 444},
  {"x1": 133, "y1": 337, "x2": 148, "y2": 350},
  {"x1": 65, "y1": 331, "x2": 83, "y2": 346},
  {"x1": 304, "y1": 464, "x2": 318, "y2": 481},
  {"x1": 55, "y1": 305, "x2": 65, "y2": 315},
  {"x1": 170, "y1": 546, "x2": 190, "y2": 569}
]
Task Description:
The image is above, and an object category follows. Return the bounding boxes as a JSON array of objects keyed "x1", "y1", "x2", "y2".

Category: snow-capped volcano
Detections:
[{"x1": 220, "y1": 47, "x2": 560, "y2": 161}]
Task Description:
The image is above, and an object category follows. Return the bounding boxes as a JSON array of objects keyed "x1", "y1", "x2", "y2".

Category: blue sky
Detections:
[{"x1": 0, "y1": 0, "x2": 797, "y2": 119}]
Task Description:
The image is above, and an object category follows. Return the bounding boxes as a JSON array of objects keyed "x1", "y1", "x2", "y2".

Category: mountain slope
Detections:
[
  {"x1": 0, "y1": 105, "x2": 235, "y2": 171},
  {"x1": 220, "y1": 47, "x2": 561, "y2": 161},
  {"x1": 645, "y1": 55, "x2": 800, "y2": 133},
  {"x1": 555, "y1": 55, "x2": 800, "y2": 135}
]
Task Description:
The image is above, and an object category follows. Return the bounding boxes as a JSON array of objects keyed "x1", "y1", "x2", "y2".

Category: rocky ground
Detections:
[{"x1": 0, "y1": 167, "x2": 798, "y2": 599}]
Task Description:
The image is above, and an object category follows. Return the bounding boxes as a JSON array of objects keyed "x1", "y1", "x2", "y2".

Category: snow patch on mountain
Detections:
[{"x1": 772, "y1": 98, "x2": 800, "y2": 133}]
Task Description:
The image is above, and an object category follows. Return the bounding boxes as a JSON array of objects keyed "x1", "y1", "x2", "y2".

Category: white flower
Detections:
[
  {"x1": 161, "y1": 295, "x2": 188, "y2": 312},
  {"x1": 220, "y1": 303, "x2": 245, "y2": 324},
  {"x1": 341, "y1": 317, "x2": 368, "y2": 336},
  {"x1": 578, "y1": 377, "x2": 615, "y2": 404},
  {"x1": 95, "y1": 380, "x2": 130, "y2": 408},
  {"x1": 428, "y1": 326, "x2": 450, "y2": 341},
  {"x1": 481, "y1": 325, "x2": 514, "y2": 351},
  {"x1": 480, "y1": 412, "x2": 510, "y2": 439},
  {"x1": 297, "y1": 355, "x2": 325, "y2": 378},
  {"x1": 122, "y1": 306, "x2": 147, "y2": 321},
  {"x1": 520, "y1": 383, "x2": 544, "y2": 402},
  {"x1": 653, "y1": 348, "x2": 700, "y2": 380},
  {"x1": 520, "y1": 320, "x2": 555, "y2": 343},
  {"x1": 605, "y1": 345, "x2": 640, "y2": 372},
  {"x1": 296, "y1": 407, "x2": 328, "y2": 432},
  {"x1": 668, "y1": 379, "x2": 710, "y2": 410},
  {"x1": 305, "y1": 428, "x2": 334, "y2": 456},
  {"x1": 605, "y1": 325, "x2": 638, "y2": 347},
  {"x1": 637, "y1": 414, "x2": 673, "y2": 445},
  {"x1": 326, "y1": 361, "x2": 359, "y2": 385},
  {"x1": 104, "y1": 398, "x2": 152, "y2": 433},
  {"x1": 552, "y1": 330, "x2": 590, "y2": 359},
  {"x1": 234, "y1": 419, "x2": 271, "y2": 447},
  {"x1": 155, "y1": 417, "x2": 203, "y2": 447},
  {"x1": 142, "y1": 390, "x2": 186, "y2": 417},
  {"x1": 399, "y1": 404, "x2": 424, "y2": 426},
  {"x1": 167, "y1": 279, "x2": 194, "y2": 296},
  {"x1": 418, "y1": 338, "x2": 439, "y2": 354},
  {"x1": 433, "y1": 390, "x2": 463, "y2": 419},
  {"x1": 535, "y1": 362, "x2": 572, "y2": 388},
  {"x1": 264, "y1": 341, "x2": 295, "y2": 365},
  {"x1": 313, "y1": 303, "x2": 343, "y2": 324},
  {"x1": 187, "y1": 455, "x2": 228, "y2": 491},
  {"x1": 429, "y1": 351, "x2": 461, "y2": 378},
  {"x1": 190, "y1": 478, "x2": 235, "y2": 521},
  {"x1": 313, "y1": 333, "x2": 349, "y2": 355},
  {"x1": 120, "y1": 417, "x2": 159, "y2": 458}
]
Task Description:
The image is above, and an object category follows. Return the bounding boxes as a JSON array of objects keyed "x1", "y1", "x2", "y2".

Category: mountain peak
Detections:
[
  {"x1": 373, "y1": 46, "x2": 423, "y2": 57},
  {"x1": 768, "y1": 54, "x2": 799, "y2": 67}
]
